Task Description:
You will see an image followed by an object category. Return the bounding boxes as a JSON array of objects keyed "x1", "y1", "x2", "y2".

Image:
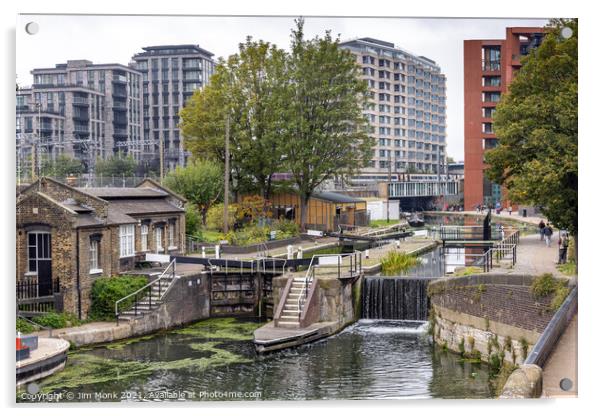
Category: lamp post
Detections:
[{"x1": 223, "y1": 114, "x2": 230, "y2": 234}]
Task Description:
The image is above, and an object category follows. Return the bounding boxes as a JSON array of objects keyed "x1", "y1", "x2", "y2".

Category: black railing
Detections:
[{"x1": 16, "y1": 278, "x2": 60, "y2": 300}]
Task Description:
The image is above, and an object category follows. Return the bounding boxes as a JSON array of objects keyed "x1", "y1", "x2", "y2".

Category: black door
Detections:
[
  {"x1": 38, "y1": 259, "x2": 52, "y2": 296},
  {"x1": 27, "y1": 232, "x2": 52, "y2": 296}
]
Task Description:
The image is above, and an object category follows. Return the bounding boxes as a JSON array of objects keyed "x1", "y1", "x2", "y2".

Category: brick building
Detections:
[
  {"x1": 16, "y1": 177, "x2": 186, "y2": 319},
  {"x1": 463, "y1": 27, "x2": 546, "y2": 210}
]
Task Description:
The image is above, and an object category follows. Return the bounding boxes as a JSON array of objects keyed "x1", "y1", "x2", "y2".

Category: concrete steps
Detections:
[
  {"x1": 117, "y1": 275, "x2": 179, "y2": 320},
  {"x1": 276, "y1": 277, "x2": 309, "y2": 329}
]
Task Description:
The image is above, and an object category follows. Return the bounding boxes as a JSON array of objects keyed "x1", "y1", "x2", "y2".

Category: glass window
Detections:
[
  {"x1": 155, "y1": 227, "x2": 164, "y2": 253},
  {"x1": 141, "y1": 224, "x2": 149, "y2": 251},
  {"x1": 119, "y1": 224, "x2": 135, "y2": 257},
  {"x1": 169, "y1": 223, "x2": 175, "y2": 248},
  {"x1": 89, "y1": 239, "x2": 99, "y2": 271}
]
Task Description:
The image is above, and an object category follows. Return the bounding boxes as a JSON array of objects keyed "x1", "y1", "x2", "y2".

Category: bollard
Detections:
[
  {"x1": 215, "y1": 244, "x2": 220, "y2": 259},
  {"x1": 201, "y1": 246, "x2": 206, "y2": 258},
  {"x1": 297, "y1": 247, "x2": 303, "y2": 259},
  {"x1": 396, "y1": 239, "x2": 401, "y2": 249},
  {"x1": 366, "y1": 249, "x2": 370, "y2": 259},
  {"x1": 287, "y1": 245, "x2": 293, "y2": 260}
]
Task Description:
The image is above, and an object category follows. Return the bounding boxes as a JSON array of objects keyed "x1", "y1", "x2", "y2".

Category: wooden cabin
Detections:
[{"x1": 270, "y1": 192, "x2": 369, "y2": 232}]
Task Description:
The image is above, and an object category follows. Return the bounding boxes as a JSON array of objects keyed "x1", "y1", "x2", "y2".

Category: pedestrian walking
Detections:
[
  {"x1": 507, "y1": 205, "x2": 512, "y2": 216},
  {"x1": 500, "y1": 224, "x2": 505, "y2": 240},
  {"x1": 558, "y1": 232, "x2": 569, "y2": 264},
  {"x1": 538, "y1": 220, "x2": 546, "y2": 241},
  {"x1": 543, "y1": 223, "x2": 553, "y2": 247}
]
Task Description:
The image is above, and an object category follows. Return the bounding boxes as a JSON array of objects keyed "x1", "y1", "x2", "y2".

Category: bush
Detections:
[
  {"x1": 90, "y1": 275, "x2": 149, "y2": 320},
  {"x1": 185, "y1": 204, "x2": 202, "y2": 236},
  {"x1": 16, "y1": 318, "x2": 35, "y2": 334},
  {"x1": 530, "y1": 273, "x2": 557, "y2": 298},
  {"x1": 274, "y1": 219, "x2": 300, "y2": 239},
  {"x1": 32, "y1": 312, "x2": 81, "y2": 329},
  {"x1": 381, "y1": 251, "x2": 419, "y2": 275},
  {"x1": 206, "y1": 203, "x2": 237, "y2": 231}
]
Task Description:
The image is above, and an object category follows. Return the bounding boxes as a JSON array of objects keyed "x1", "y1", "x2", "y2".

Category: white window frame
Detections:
[
  {"x1": 26, "y1": 231, "x2": 51, "y2": 275},
  {"x1": 168, "y1": 222, "x2": 176, "y2": 249},
  {"x1": 119, "y1": 224, "x2": 135, "y2": 258},
  {"x1": 141, "y1": 224, "x2": 149, "y2": 251},
  {"x1": 155, "y1": 226, "x2": 164, "y2": 253},
  {"x1": 89, "y1": 239, "x2": 102, "y2": 274}
]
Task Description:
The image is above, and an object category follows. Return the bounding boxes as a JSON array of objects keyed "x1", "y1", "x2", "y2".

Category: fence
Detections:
[
  {"x1": 16, "y1": 277, "x2": 60, "y2": 300},
  {"x1": 19, "y1": 175, "x2": 163, "y2": 188}
]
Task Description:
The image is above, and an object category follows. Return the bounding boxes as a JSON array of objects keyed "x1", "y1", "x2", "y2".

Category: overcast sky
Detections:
[{"x1": 16, "y1": 14, "x2": 549, "y2": 161}]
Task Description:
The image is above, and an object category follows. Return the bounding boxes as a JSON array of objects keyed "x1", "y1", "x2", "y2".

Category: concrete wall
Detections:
[
  {"x1": 57, "y1": 273, "x2": 210, "y2": 347},
  {"x1": 366, "y1": 199, "x2": 400, "y2": 221}
]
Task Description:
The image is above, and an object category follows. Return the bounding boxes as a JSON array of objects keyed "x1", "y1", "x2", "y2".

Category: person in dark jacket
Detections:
[
  {"x1": 538, "y1": 220, "x2": 546, "y2": 241},
  {"x1": 543, "y1": 223, "x2": 553, "y2": 247}
]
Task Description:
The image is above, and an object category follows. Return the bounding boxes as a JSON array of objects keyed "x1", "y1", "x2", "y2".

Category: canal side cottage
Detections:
[{"x1": 16, "y1": 177, "x2": 186, "y2": 319}]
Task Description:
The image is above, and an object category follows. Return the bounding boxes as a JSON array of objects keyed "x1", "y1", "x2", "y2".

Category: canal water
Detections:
[{"x1": 25, "y1": 317, "x2": 495, "y2": 401}]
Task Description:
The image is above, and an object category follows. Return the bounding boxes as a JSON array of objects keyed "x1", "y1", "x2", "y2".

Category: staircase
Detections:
[
  {"x1": 115, "y1": 260, "x2": 179, "y2": 322},
  {"x1": 277, "y1": 277, "x2": 308, "y2": 328}
]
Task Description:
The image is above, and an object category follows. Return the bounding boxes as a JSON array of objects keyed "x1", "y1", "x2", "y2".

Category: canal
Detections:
[{"x1": 26, "y1": 317, "x2": 495, "y2": 401}]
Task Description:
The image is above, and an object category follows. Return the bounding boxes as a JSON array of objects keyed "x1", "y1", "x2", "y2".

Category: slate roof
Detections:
[
  {"x1": 313, "y1": 192, "x2": 365, "y2": 204},
  {"x1": 76, "y1": 187, "x2": 167, "y2": 199}
]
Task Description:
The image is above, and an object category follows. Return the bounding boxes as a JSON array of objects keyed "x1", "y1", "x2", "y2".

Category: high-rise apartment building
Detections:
[
  {"x1": 132, "y1": 45, "x2": 215, "y2": 170},
  {"x1": 339, "y1": 38, "x2": 447, "y2": 186},
  {"x1": 16, "y1": 60, "x2": 143, "y2": 174},
  {"x1": 463, "y1": 27, "x2": 546, "y2": 210}
]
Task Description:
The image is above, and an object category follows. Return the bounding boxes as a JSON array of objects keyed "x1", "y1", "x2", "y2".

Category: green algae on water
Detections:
[{"x1": 173, "y1": 317, "x2": 263, "y2": 341}]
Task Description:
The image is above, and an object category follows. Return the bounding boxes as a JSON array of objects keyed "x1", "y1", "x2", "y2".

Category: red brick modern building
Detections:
[{"x1": 463, "y1": 27, "x2": 546, "y2": 211}]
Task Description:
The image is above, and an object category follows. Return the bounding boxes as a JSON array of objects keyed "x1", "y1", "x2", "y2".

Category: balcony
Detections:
[
  {"x1": 112, "y1": 101, "x2": 128, "y2": 111},
  {"x1": 112, "y1": 74, "x2": 128, "y2": 84},
  {"x1": 72, "y1": 97, "x2": 89, "y2": 106},
  {"x1": 113, "y1": 128, "x2": 128, "y2": 137}
]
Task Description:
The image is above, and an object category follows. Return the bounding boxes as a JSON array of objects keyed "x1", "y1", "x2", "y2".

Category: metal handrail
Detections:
[
  {"x1": 17, "y1": 313, "x2": 53, "y2": 337},
  {"x1": 115, "y1": 259, "x2": 176, "y2": 322},
  {"x1": 296, "y1": 252, "x2": 362, "y2": 317},
  {"x1": 257, "y1": 256, "x2": 288, "y2": 275}
]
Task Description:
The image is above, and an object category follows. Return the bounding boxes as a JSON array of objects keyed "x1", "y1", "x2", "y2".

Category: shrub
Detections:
[
  {"x1": 206, "y1": 203, "x2": 237, "y2": 231},
  {"x1": 551, "y1": 285, "x2": 570, "y2": 311},
  {"x1": 381, "y1": 251, "x2": 419, "y2": 276},
  {"x1": 531, "y1": 273, "x2": 557, "y2": 298},
  {"x1": 458, "y1": 338, "x2": 465, "y2": 356},
  {"x1": 520, "y1": 337, "x2": 529, "y2": 360},
  {"x1": 185, "y1": 204, "x2": 202, "y2": 236},
  {"x1": 16, "y1": 318, "x2": 35, "y2": 334},
  {"x1": 274, "y1": 219, "x2": 300, "y2": 239},
  {"x1": 90, "y1": 275, "x2": 149, "y2": 320},
  {"x1": 467, "y1": 336, "x2": 475, "y2": 351},
  {"x1": 32, "y1": 312, "x2": 81, "y2": 329}
]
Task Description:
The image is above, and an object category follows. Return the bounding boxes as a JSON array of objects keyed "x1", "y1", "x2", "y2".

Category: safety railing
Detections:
[
  {"x1": 296, "y1": 252, "x2": 362, "y2": 317},
  {"x1": 115, "y1": 259, "x2": 177, "y2": 323},
  {"x1": 257, "y1": 257, "x2": 287, "y2": 275}
]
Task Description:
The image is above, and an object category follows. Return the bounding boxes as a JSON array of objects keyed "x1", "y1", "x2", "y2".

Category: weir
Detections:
[{"x1": 362, "y1": 276, "x2": 434, "y2": 320}]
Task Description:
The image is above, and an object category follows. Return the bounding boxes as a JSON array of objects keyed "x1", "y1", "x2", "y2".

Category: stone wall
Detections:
[
  {"x1": 272, "y1": 274, "x2": 362, "y2": 328},
  {"x1": 429, "y1": 274, "x2": 556, "y2": 366}
]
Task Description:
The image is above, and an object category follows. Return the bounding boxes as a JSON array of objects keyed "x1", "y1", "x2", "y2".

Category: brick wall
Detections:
[{"x1": 430, "y1": 282, "x2": 554, "y2": 333}]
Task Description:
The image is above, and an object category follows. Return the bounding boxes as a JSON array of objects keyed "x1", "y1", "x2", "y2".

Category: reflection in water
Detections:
[{"x1": 29, "y1": 318, "x2": 494, "y2": 401}]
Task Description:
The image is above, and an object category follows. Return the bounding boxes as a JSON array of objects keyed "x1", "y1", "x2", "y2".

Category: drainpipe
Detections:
[{"x1": 76, "y1": 228, "x2": 82, "y2": 320}]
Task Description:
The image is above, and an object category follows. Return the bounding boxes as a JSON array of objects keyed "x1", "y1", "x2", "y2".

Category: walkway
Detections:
[
  {"x1": 512, "y1": 232, "x2": 565, "y2": 278},
  {"x1": 542, "y1": 314, "x2": 578, "y2": 398},
  {"x1": 428, "y1": 210, "x2": 546, "y2": 226}
]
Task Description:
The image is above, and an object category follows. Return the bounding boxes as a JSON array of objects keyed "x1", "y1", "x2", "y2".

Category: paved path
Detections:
[
  {"x1": 427, "y1": 210, "x2": 547, "y2": 226},
  {"x1": 542, "y1": 314, "x2": 578, "y2": 398},
  {"x1": 512, "y1": 232, "x2": 565, "y2": 278}
]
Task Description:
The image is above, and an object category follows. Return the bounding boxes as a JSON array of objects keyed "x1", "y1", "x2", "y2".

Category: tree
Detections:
[
  {"x1": 41, "y1": 154, "x2": 84, "y2": 177},
  {"x1": 181, "y1": 38, "x2": 288, "y2": 201},
  {"x1": 281, "y1": 18, "x2": 373, "y2": 229},
  {"x1": 485, "y1": 19, "x2": 577, "y2": 259},
  {"x1": 95, "y1": 152, "x2": 137, "y2": 177},
  {"x1": 163, "y1": 159, "x2": 223, "y2": 225}
]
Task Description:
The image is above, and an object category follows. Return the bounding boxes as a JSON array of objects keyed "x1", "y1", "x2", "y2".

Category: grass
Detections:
[
  {"x1": 453, "y1": 266, "x2": 483, "y2": 276},
  {"x1": 380, "y1": 251, "x2": 419, "y2": 276},
  {"x1": 530, "y1": 273, "x2": 570, "y2": 311},
  {"x1": 369, "y1": 219, "x2": 403, "y2": 228},
  {"x1": 557, "y1": 261, "x2": 577, "y2": 276}
]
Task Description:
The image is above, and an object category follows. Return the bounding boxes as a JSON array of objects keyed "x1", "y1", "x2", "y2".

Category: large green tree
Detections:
[
  {"x1": 95, "y1": 152, "x2": 137, "y2": 177},
  {"x1": 181, "y1": 38, "x2": 288, "y2": 200},
  {"x1": 485, "y1": 19, "x2": 578, "y2": 255},
  {"x1": 163, "y1": 159, "x2": 223, "y2": 225},
  {"x1": 41, "y1": 154, "x2": 84, "y2": 177},
  {"x1": 281, "y1": 19, "x2": 373, "y2": 229}
]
